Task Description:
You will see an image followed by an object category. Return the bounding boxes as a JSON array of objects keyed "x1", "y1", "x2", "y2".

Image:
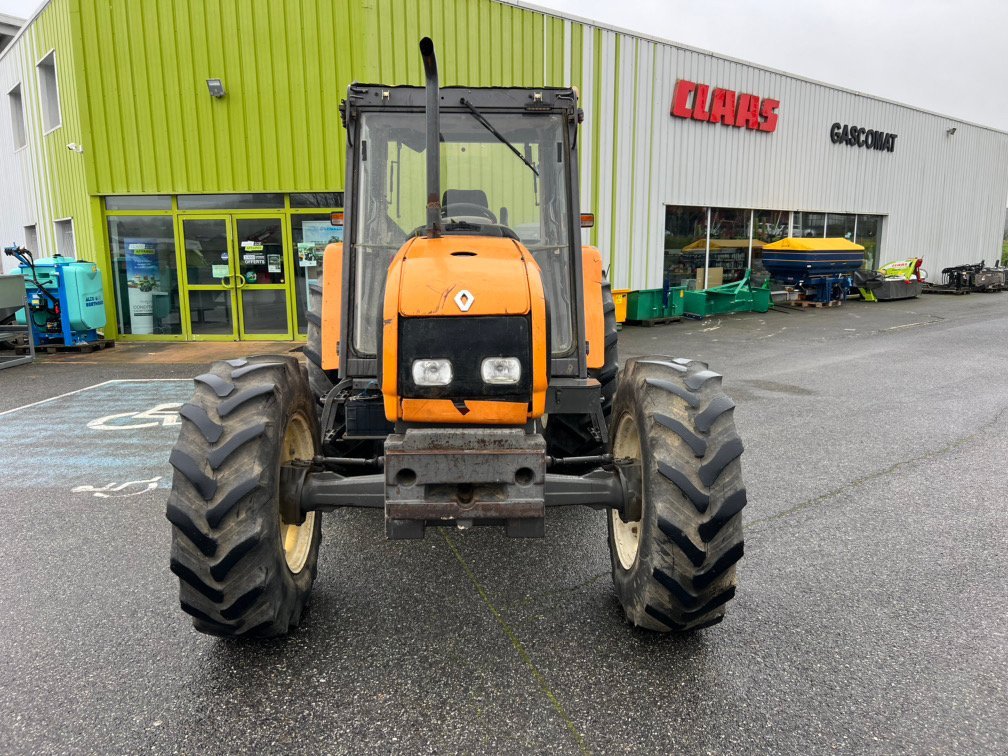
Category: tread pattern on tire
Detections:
[
  {"x1": 166, "y1": 355, "x2": 321, "y2": 637},
  {"x1": 608, "y1": 357, "x2": 747, "y2": 632}
]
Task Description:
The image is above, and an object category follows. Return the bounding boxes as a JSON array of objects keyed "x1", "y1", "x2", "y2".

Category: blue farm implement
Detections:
[
  {"x1": 761, "y1": 237, "x2": 865, "y2": 304},
  {"x1": 3, "y1": 245, "x2": 107, "y2": 347}
]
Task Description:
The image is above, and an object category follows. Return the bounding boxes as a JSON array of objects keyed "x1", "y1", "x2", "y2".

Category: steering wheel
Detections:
[{"x1": 442, "y1": 203, "x2": 497, "y2": 223}]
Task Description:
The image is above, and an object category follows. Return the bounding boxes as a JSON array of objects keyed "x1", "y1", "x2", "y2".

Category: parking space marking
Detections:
[
  {"x1": 0, "y1": 378, "x2": 189, "y2": 417},
  {"x1": 1, "y1": 379, "x2": 194, "y2": 492}
]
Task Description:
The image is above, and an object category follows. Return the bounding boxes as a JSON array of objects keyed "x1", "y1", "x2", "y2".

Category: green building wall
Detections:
[
  {"x1": 63, "y1": 0, "x2": 592, "y2": 337},
  {"x1": 75, "y1": 0, "x2": 585, "y2": 195}
]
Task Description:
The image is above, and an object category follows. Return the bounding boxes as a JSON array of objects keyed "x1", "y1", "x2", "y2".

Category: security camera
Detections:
[{"x1": 66, "y1": 142, "x2": 84, "y2": 153}]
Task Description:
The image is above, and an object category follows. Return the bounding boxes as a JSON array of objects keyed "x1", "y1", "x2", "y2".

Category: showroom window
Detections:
[
  {"x1": 36, "y1": 51, "x2": 61, "y2": 133},
  {"x1": 753, "y1": 210, "x2": 789, "y2": 244},
  {"x1": 855, "y1": 215, "x2": 883, "y2": 269},
  {"x1": 291, "y1": 213, "x2": 343, "y2": 335},
  {"x1": 107, "y1": 216, "x2": 182, "y2": 335},
  {"x1": 793, "y1": 211, "x2": 825, "y2": 238},
  {"x1": 664, "y1": 206, "x2": 708, "y2": 288},
  {"x1": 826, "y1": 213, "x2": 856, "y2": 240},
  {"x1": 707, "y1": 207, "x2": 752, "y2": 284}
]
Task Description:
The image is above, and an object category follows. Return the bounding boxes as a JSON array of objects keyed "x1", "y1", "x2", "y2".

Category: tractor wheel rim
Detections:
[
  {"x1": 610, "y1": 411, "x2": 642, "y2": 569},
  {"x1": 280, "y1": 412, "x2": 315, "y2": 574}
]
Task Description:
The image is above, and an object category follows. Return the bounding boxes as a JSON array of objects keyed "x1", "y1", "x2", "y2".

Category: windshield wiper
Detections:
[{"x1": 459, "y1": 98, "x2": 539, "y2": 177}]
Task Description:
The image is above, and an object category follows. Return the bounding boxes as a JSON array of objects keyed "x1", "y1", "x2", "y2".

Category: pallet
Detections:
[
  {"x1": 784, "y1": 299, "x2": 842, "y2": 308},
  {"x1": 625, "y1": 316, "x2": 681, "y2": 327},
  {"x1": 16, "y1": 338, "x2": 115, "y2": 355}
]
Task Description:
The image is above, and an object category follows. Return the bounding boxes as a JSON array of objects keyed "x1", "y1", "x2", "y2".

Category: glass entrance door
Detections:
[
  {"x1": 180, "y1": 215, "x2": 294, "y2": 340},
  {"x1": 181, "y1": 217, "x2": 237, "y2": 339},
  {"x1": 234, "y1": 216, "x2": 291, "y2": 339}
]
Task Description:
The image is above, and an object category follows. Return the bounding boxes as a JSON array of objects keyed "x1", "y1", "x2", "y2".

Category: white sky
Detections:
[{"x1": 2, "y1": 0, "x2": 1006, "y2": 132}]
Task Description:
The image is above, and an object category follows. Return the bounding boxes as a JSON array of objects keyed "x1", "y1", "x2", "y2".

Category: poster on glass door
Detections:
[{"x1": 125, "y1": 241, "x2": 160, "y2": 334}]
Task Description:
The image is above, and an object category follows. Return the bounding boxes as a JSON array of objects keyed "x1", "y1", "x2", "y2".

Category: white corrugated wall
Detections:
[
  {"x1": 560, "y1": 8, "x2": 1008, "y2": 289},
  {"x1": 0, "y1": 27, "x2": 41, "y2": 274}
]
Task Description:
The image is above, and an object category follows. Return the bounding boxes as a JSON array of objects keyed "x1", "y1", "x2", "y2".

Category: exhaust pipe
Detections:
[{"x1": 419, "y1": 37, "x2": 442, "y2": 238}]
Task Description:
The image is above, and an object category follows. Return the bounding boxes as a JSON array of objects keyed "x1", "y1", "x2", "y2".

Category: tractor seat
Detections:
[{"x1": 442, "y1": 189, "x2": 489, "y2": 210}]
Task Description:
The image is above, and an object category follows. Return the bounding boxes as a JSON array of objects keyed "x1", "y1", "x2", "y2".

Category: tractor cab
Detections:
[{"x1": 338, "y1": 82, "x2": 588, "y2": 391}]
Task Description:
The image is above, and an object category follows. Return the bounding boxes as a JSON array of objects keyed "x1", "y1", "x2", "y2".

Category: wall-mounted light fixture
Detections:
[
  {"x1": 946, "y1": 127, "x2": 957, "y2": 136},
  {"x1": 206, "y1": 78, "x2": 226, "y2": 98}
]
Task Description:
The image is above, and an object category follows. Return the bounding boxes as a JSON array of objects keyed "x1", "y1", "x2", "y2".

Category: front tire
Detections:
[
  {"x1": 166, "y1": 355, "x2": 322, "y2": 637},
  {"x1": 608, "y1": 358, "x2": 747, "y2": 631}
]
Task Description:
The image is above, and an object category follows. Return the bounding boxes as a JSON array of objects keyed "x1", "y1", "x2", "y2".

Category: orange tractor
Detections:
[{"x1": 166, "y1": 39, "x2": 747, "y2": 637}]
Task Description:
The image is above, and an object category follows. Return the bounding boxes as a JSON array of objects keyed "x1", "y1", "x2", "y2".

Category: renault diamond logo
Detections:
[{"x1": 454, "y1": 289, "x2": 474, "y2": 312}]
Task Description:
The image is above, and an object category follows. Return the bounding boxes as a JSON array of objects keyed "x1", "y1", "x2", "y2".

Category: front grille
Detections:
[{"x1": 397, "y1": 316, "x2": 532, "y2": 401}]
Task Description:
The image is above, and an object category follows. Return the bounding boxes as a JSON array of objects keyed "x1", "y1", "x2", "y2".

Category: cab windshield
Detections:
[{"x1": 352, "y1": 110, "x2": 572, "y2": 357}]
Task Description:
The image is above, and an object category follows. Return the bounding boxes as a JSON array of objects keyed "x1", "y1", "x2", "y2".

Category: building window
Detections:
[
  {"x1": 793, "y1": 211, "x2": 826, "y2": 238},
  {"x1": 291, "y1": 214, "x2": 344, "y2": 335},
  {"x1": 177, "y1": 193, "x2": 283, "y2": 210},
  {"x1": 105, "y1": 195, "x2": 172, "y2": 211},
  {"x1": 826, "y1": 213, "x2": 856, "y2": 240},
  {"x1": 54, "y1": 219, "x2": 74, "y2": 257},
  {"x1": 8, "y1": 83, "x2": 26, "y2": 149},
  {"x1": 707, "y1": 208, "x2": 753, "y2": 284},
  {"x1": 24, "y1": 225, "x2": 38, "y2": 254},
  {"x1": 753, "y1": 210, "x2": 789, "y2": 243},
  {"x1": 855, "y1": 215, "x2": 884, "y2": 269},
  {"x1": 36, "y1": 51, "x2": 61, "y2": 133},
  {"x1": 290, "y1": 192, "x2": 344, "y2": 209},
  {"x1": 107, "y1": 216, "x2": 182, "y2": 335},
  {"x1": 664, "y1": 206, "x2": 708, "y2": 288}
]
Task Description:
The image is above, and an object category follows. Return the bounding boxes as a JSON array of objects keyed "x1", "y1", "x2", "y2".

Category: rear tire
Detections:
[
  {"x1": 544, "y1": 280, "x2": 617, "y2": 464},
  {"x1": 607, "y1": 357, "x2": 747, "y2": 631},
  {"x1": 305, "y1": 279, "x2": 337, "y2": 401},
  {"x1": 166, "y1": 355, "x2": 322, "y2": 637}
]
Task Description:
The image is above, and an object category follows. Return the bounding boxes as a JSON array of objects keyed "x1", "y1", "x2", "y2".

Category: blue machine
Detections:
[
  {"x1": 760, "y1": 237, "x2": 866, "y2": 303},
  {"x1": 3, "y1": 245, "x2": 106, "y2": 346}
]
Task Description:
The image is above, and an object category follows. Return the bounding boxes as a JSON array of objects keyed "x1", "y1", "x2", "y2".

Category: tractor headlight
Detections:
[
  {"x1": 412, "y1": 359, "x2": 453, "y2": 386},
  {"x1": 480, "y1": 357, "x2": 521, "y2": 385}
]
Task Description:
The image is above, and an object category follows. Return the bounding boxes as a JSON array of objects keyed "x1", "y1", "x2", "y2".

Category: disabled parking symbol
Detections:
[{"x1": 87, "y1": 402, "x2": 183, "y2": 431}]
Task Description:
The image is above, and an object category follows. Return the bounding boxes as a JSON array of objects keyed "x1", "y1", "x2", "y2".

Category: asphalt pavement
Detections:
[{"x1": 0, "y1": 294, "x2": 1005, "y2": 754}]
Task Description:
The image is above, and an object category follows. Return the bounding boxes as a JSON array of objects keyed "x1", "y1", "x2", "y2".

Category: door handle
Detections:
[
  {"x1": 236, "y1": 274, "x2": 248, "y2": 288},
  {"x1": 221, "y1": 275, "x2": 232, "y2": 288}
]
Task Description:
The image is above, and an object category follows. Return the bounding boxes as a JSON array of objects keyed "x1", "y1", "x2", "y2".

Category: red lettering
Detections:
[
  {"x1": 734, "y1": 94, "x2": 761, "y2": 129},
  {"x1": 758, "y1": 98, "x2": 779, "y2": 132},
  {"x1": 671, "y1": 81, "x2": 780, "y2": 134},
  {"x1": 671, "y1": 79, "x2": 695, "y2": 118},
  {"x1": 691, "y1": 84, "x2": 711, "y2": 122},
  {"x1": 709, "y1": 88, "x2": 736, "y2": 126}
]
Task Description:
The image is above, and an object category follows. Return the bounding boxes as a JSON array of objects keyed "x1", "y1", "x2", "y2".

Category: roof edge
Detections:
[{"x1": 500, "y1": 0, "x2": 1008, "y2": 137}]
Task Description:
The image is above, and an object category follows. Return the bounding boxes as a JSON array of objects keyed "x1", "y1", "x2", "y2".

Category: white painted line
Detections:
[
  {"x1": 0, "y1": 378, "x2": 190, "y2": 418},
  {"x1": 885, "y1": 321, "x2": 929, "y2": 331}
]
